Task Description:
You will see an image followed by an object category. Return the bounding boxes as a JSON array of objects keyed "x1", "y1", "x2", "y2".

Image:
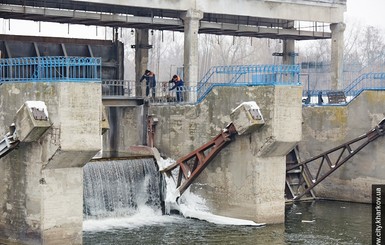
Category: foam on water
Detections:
[
  {"x1": 83, "y1": 205, "x2": 183, "y2": 232},
  {"x1": 157, "y1": 157, "x2": 265, "y2": 227}
]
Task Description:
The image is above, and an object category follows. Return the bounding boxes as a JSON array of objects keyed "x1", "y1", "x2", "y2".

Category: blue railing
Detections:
[
  {"x1": 0, "y1": 56, "x2": 101, "y2": 83},
  {"x1": 303, "y1": 72, "x2": 385, "y2": 105},
  {"x1": 197, "y1": 64, "x2": 301, "y2": 102},
  {"x1": 344, "y1": 72, "x2": 385, "y2": 98}
]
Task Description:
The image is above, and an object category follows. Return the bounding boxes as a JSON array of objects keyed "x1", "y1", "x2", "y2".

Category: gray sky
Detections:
[{"x1": 345, "y1": 0, "x2": 384, "y2": 30}]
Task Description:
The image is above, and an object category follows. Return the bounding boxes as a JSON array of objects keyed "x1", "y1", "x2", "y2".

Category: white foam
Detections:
[
  {"x1": 178, "y1": 189, "x2": 264, "y2": 226},
  {"x1": 157, "y1": 157, "x2": 265, "y2": 227},
  {"x1": 83, "y1": 206, "x2": 182, "y2": 232}
]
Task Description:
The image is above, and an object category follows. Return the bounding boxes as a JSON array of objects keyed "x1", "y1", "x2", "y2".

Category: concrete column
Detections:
[
  {"x1": 282, "y1": 39, "x2": 295, "y2": 65},
  {"x1": 135, "y1": 29, "x2": 149, "y2": 97},
  {"x1": 149, "y1": 85, "x2": 302, "y2": 224},
  {"x1": 283, "y1": 21, "x2": 295, "y2": 65},
  {"x1": 181, "y1": 9, "x2": 203, "y2": 102},
  {"x1": 116, "y1": 39, "x2": 124, "y2": 80},
  {"x1": 330, "y1": 22, "x2": 346, "y2": 90}
]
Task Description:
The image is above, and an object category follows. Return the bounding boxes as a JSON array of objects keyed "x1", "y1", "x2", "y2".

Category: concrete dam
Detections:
[{"x1": 1, "y1": 55, "x2": 385, "y2": 244}]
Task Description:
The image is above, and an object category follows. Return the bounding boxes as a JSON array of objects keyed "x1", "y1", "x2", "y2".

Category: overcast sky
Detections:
[{"x1": 345, "y1": 0, "x2": 384, "y2": 30}]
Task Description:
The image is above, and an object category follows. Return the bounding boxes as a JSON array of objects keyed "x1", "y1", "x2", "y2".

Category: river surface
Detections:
[{"x1": 83, "y1": 200, "x2": 371, "y2": 245}]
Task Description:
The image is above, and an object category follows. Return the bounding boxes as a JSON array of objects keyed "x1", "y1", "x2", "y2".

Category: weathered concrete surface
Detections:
[
  {"x1": 0, "y1": 82, "x2": 101, "y2": 244},
  {"x1": 300, "y1": 91, "x2": 385, "y2": 203},
  {"x1": 149, "y1": 86, "x2": 302, "y2": 224},
  {"x1": 79, "y1": 0, "x2": 346, "y2": 23},
  {"x1": 102, "y1": 105, "x2": 146, "y2": 157}
]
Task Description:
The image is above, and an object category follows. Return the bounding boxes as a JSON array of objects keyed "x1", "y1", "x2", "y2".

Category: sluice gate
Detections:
[{"x1": 286, "y1": 118, "x2": 385, "y2": 201}]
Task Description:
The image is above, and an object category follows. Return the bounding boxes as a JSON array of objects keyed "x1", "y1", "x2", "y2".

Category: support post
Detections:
[
  {"x1": 135, "y1": 29, "x2": 149, "y2": 97},
  {"x1": 181, "y1": 9, "x2": 203, "y2": 103},
  {"x1": 330, "y1": 22, "x2": 345, "y2": 90},
  {"x1": 283, "y1": 40, "x2": 295, "y2": 65},
  {"x1": 283, "y1": 21, "x2": 295, "y2": 65}
]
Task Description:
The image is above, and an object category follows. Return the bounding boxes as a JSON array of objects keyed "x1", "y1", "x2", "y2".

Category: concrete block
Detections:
[
  {"x1": 230, "y1": 101, "x2": 264, "y2": 135},
  {"x1": 14, "y1": 101, "x2": 51, "y2": 142}
]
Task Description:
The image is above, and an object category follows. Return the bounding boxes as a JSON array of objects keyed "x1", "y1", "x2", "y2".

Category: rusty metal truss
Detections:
[
  {"x1": 286, "y1": 118, "x2": 385, "y2": 201},
  {"x1": 161, "y1": 123, "x2": 237, "y2": 197}
]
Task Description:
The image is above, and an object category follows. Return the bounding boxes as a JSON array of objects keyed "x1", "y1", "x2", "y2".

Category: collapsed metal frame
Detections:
[
  {"x1": 286, "y1": 118, "x2": 385, "y2": 201},
  {"x1": 161, "y1": 123, "x2": 237, "y2": 196}
]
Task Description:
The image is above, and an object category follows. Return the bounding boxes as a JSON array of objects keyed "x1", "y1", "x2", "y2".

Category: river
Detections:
[{"x1": 83, "y1": 200, "x2": 371, "y2": 244}]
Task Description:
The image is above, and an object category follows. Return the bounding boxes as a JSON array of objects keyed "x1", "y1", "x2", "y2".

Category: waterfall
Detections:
[{"x1": 83, "y1": 158, "x2": 163, "y2": 219}]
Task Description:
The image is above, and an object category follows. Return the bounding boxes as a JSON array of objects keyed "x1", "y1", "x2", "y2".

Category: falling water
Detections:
[
  {"x1": 82, "y1": 157, "x2": 372, "y2": 244},
  {"x1": 83, "y1": 158, "x2": 163, "y2": 220}
]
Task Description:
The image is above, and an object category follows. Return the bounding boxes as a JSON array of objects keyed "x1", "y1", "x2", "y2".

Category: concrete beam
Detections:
[
  {"x1": 73, "y1": 0, "x2": 346, "y2": 23},
  {"x1": 0, "y1": 4, "x2": 335, "y2": 40}
]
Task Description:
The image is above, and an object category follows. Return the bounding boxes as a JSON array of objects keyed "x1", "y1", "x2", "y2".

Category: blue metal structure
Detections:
[
  {"x1": 0, "y1": 56, "x2": 101, "y2": 83},
  {"x1": 344, "y1": 73, "x2": 385, "y2": 98},
  {"x1": 196, "y1": 64, "x2": 301, "y2": 103},
  {"x1": 303, "y1": 72, "x2": 385, "y2": 105}
]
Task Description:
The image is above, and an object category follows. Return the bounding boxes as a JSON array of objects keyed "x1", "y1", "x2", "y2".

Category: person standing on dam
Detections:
[
  {"x1": 140, "y1": 69, "x2": 157, "y2": 98},
  {"x1": 169, "y1": 74, "x2": 184, "y2": 102}
]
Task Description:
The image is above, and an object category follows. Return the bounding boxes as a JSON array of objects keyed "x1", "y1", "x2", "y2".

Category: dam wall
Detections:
[
  {"x1": 300, "y1": 90, "x2": 385, "y2": 203},
  {"x1": 0, "y1": 82, "x2": 102, "y2": 244},
  {"x1": 147, "y1": 86, "x2": 303, "y2": 224}
]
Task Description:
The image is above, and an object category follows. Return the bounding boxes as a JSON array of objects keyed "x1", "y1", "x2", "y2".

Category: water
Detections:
[
  {"x1": 83, "y1": 200, "x2": 371, "y2": 244},
  {"x1": 83, "y1": 158, "x2": 371, "y2": 244},
  {"x1": 83, "y1": 158, "x2": 162, "y2": 219}
]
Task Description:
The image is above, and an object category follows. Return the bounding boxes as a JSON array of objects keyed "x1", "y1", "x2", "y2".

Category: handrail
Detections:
[
  {"x1": 303, "y1": 71, "x2": 385, "y2": 106},
  {"x1": 197, "y1": 64, "x2": 300, "y2": 101}
]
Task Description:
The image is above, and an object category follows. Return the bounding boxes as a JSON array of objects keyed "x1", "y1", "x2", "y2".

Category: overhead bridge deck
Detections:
[{"x1": 0, "y1": 0, "x2": 346, "y2": 40}]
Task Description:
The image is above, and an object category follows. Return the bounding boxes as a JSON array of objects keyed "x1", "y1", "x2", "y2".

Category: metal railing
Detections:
[
  {"x1": 103, "y1": 64, "x2": 301, "y2": 105},
  {"x1": 0, "y1": 56, "x2": 101, "y2": 83},
  {"x1": 197, "y1": 64, "x2": 301, "y2": 102},
  {"x1": 302, "y1": 72, "x2": 385, "y2": 105},
  {"x1": 102, "y1": 80, "x2": 196, "y2": 104},
  {"x1": 344, "y1": 73, "x2": 385, "y2": 98}
]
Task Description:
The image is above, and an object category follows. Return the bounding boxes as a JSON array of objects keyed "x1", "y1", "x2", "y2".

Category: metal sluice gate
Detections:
[{"x1": 286, "y1": 118, "x2": 385, "y2": 201}]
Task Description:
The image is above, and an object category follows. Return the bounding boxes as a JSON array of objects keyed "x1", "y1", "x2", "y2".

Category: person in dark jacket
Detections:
[
  {"x1": 169, "y1": 75, "x2": 184, "y2": 102},
  {"x1": 140, "y1": 69, "x2": 156, "y2": 98}
]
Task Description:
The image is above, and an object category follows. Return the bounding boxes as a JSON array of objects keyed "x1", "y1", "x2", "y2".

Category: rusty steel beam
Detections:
[
  {"x1": 287, "y1": 118, "x2": 385, "y2": 201},
  {"x1": 161, "y1": 123, "x2": 237, "y2": 196}
]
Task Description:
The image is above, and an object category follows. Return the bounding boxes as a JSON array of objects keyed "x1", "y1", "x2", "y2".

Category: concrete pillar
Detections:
[
  {"x1": 115, "y1": 38, "x2": 124, "y2": 80},
  {"x1": 135, "y1": 29, "x2": 149, "y2": 97},
  {"x1": 149, "y1": 85, "x2": 302, "y2": 224},
  {"x1": 330, "y1": 22, "x2": 346, "y2": 90},
  {"x1": 283, "y1": 39, "x2": 295, "y2": 65},
  {"x1": 181, "y1": 9, "x2": 203, "y2": 102},
  {"x1": 0, "y1": 82, "x2": 102, "y2": 244},
  {"x1": 283, "y1": 21, "x2": 295, "y2": 65}
]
